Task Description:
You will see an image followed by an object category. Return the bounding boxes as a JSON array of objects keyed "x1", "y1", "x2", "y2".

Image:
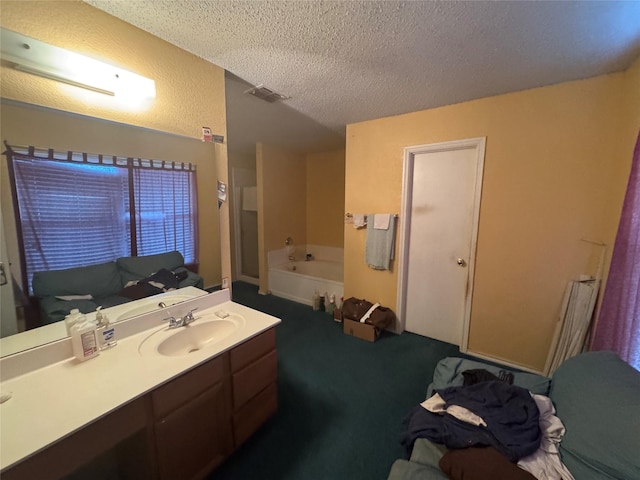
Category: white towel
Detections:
[
  {"x1": 353, "y1": 213, "x2": 366, "y2": 228},
  {"x1": 365, "y1": 215, "x2": 396, "y2": 270},
  {"x1": 374, "y1": 213, "x2": 390, "y2": 230},
  {"x1": 242, "y1": 186, "x2": 257, "y2": 211}
]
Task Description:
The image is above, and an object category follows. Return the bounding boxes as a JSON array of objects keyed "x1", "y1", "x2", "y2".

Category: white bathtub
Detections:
[{"x1": 268, "y1": 260, "x2": 344, "y2": 306}]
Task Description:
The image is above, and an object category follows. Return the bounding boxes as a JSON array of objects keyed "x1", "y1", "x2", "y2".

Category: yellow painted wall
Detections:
[
  {"x1": 0, "y1": 0, "x2": 231, "y2": 287},
  {"x1": 256, "y1": 143, "x2": 306, "y2": 293},
  {"x1": 345, "y1": 71, "x2": 636, "y2": 371},
  {"x1": 306, "y1": 149, "x2": 346, "y2": 247}
]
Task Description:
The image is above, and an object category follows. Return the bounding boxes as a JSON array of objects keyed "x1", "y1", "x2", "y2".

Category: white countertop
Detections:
[
  {"x1": 0, "y1": 293, "x2": 280, "y2": 472},
  {"x1": 0, "y1": 286, "x2": 208, "y2": 358}
]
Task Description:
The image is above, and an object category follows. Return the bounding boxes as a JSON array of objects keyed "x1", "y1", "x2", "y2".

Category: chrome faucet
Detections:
[
  {"x1": 182, "y1": 308, "x2": 197, "y2": 326},
  {"x1": 163, "y1": 308, "x2": 198, "y2": 329}
]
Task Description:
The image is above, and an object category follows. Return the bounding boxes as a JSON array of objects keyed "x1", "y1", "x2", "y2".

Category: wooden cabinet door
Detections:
[{"x1": 154, "y1": 382, "x2": 232, "y2": 480}]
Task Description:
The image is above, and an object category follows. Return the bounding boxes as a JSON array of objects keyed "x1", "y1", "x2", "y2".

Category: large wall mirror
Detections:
[
  {"x1": 0, "y1": 99, "x2": 223, "y2": 356},
  {"x1": 0, "y1": 2, "x2": 229, "y2": 358}
]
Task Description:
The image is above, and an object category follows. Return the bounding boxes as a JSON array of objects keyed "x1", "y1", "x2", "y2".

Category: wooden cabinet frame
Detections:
[{"x1": 4, "y1": 327, "x2": 278, "y2": 480}]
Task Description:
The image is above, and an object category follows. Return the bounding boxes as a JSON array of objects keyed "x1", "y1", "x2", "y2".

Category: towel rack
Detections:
[
  {"x1": 345, "y1": 213, "x2": 399, "y2": 219},
  {"x1": 344, "y1": 213, "x2": 398, "y2": 225}
]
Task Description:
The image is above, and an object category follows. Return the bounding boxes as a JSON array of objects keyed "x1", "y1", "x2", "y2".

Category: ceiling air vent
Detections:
[{"x1": 243, "y1": 84, "x2": 289, "y2": 103}]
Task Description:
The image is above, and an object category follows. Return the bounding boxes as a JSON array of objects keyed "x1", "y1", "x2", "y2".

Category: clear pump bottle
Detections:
[{"x1": 95, "y1": 306, "x2": 117, "y2": 350}]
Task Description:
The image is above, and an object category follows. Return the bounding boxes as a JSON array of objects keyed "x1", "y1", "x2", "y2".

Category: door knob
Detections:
[{"x1": 456, "y1": 258, "x2": 466, "y2": 267}]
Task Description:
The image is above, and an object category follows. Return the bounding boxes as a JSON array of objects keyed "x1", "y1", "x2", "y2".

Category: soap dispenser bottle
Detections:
[
  {"x1": 70, "y1": 316, "x2": 99, "y2": 361},
  {"x1": 64, "y1": 308, "x2": 83, "y2": 335},
  {"x1": 95, "y1": 307, "x2": 117, "y2": 350}
]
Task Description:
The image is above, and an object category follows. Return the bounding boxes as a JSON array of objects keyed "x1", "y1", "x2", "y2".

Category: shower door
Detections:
[{"x1": 232, "y1": 167, "x2": 259, "y2": 284}]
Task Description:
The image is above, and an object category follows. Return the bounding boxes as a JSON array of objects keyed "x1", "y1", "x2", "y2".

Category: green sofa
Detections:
[
  {"x1": 32, "y1": 251, "x2": 203, "y2": 325},
  {"x1": 387, "y1": 351, "x2": 640, "y2": 480}
]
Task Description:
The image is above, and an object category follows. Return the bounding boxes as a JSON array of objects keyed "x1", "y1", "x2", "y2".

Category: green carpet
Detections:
[{"x1": 209, "y1": 282, "x2": 463, "y2": 480}]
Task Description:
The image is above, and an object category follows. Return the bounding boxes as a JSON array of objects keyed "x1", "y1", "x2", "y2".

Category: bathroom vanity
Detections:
[{"x1": 0, "y1": 289, "x2": 280, "y2": 480}]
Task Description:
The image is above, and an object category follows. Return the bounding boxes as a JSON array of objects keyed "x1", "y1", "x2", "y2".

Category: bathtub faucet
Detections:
[
  {"x1": 288, "y1": 253, "x2": 295, "y2": 261},
  {"x1": 305, "y1": 253, "x2": 314, "y2": 261}
]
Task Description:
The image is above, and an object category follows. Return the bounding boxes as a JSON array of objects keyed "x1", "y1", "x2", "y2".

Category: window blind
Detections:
[{"x1": 7, "y1": 145, "x2": 198, "y2": 294}]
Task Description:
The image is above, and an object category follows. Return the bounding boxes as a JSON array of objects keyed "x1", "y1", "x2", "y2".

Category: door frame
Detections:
[{"x1": 396, "y1": 137, "x2": 486, "y2": 351}]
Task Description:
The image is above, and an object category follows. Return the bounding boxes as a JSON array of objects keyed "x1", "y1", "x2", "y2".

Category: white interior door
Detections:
[{"x1": 399, "y1": 138, "x2": 485, "y2": 347}]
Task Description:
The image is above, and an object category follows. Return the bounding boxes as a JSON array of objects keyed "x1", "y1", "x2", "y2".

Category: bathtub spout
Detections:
[{"x1": 305, "y1": 253, "x2": 314, "y2": 261}]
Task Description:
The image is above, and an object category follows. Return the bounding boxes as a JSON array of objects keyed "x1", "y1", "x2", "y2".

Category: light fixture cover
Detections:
[{"x1": 0, "y1": 27, "x2": 156, "y2": 99}]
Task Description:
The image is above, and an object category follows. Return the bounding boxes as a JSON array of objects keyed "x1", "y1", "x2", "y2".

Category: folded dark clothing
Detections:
[
  {"x1": 144, "y1": 268, "x2": 179, "y2": 290},
  {"x1": 462, "y1": 368, "x2": 514, "y2": 386},
  {"x1": 120, "y1": 268, "x2": 181, "y2": 300},
  {"x1": 401, "y1": 381, "x2": 541, "y2": 462},
  {"x1": 120, "y1": 283, "x2": 163, "y2": 300},
  {"x1": 174, "y1": 269, "x2": 189, "y2": 282}
]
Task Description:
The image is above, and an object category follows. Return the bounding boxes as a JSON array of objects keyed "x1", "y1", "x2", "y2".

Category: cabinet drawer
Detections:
[
  {"x1": 233, "y1": 382, "x2": 278, "y2": 448},
  {"x1": 232, "y1": 349, "x2": 277, "y2": 409},
  {"x1": 152, "y1": 354, "x2": 227, "y2": 419},
  {"x1": 230, "y1": 328, "x2": 276, "y2": 372}
]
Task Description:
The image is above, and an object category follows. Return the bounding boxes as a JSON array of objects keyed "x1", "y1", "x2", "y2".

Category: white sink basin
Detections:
[
  {"x1": 138, "y1": 313, "x2": 245, "y2": 357},
  {"x1": 116, "y1": 293, "x2": 198, "y2": 321}
]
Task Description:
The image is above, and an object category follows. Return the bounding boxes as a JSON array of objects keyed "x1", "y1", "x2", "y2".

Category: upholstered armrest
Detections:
[
  {"x1": 426, "y1": 357, "x2": 551, "y2": 398},
  {"x1": 551, "y1": 352, "x2": 640, "y2": 480},
  {"x1": 117, "y1": 251, "x2": 204, "y2": 289},
  {"x1": 37, "y1": 297, "x2": 99, "y2": 324},
  {"x1": 32, "y1": 261, "x2": 123, "y2": 299},
  {"x1": 175, "y1": 267, "x2": 204, "y2": 289},
  {"x1": 117, "y1": 250, "x2": 187, "y2": 285},
  {"x1": 410, "y1": 439, "x2": 447, "y2": 466},
  {"x1": 387, "y1": 459, "x2": 448, "y2": 480}
]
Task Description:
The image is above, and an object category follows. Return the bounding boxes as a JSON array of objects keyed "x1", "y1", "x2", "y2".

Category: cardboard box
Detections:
[{"x1": 343, "y1": 318, "x2": 379, "y2": 342}]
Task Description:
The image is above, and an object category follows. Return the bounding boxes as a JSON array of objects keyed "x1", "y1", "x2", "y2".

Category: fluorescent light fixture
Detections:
[{"x1": 0, "y1": 27, "x2": 156, "y2": 99}]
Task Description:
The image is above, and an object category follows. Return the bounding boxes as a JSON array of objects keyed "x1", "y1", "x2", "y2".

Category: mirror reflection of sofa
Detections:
[{"x1": 32, "y1": 251, "x2": 204, "y2": 325}]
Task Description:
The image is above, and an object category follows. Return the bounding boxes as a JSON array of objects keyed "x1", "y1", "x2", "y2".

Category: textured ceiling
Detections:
[{"x1": 84, "y1": 0, "x2": 640, "y2": 154}]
